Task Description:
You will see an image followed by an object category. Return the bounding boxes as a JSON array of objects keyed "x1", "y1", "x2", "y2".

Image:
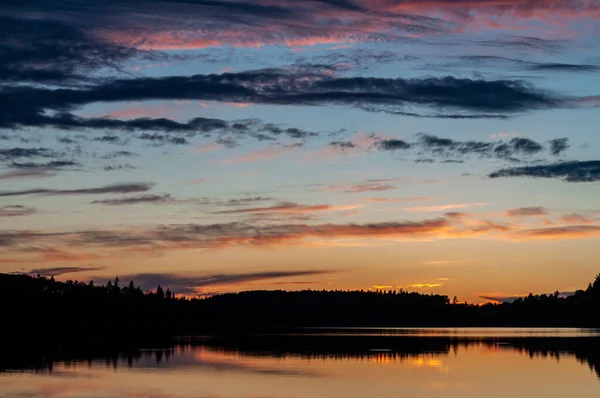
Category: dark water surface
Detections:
[{"x1": 1, "y1": 328, "x2": 599, "y2": 397}]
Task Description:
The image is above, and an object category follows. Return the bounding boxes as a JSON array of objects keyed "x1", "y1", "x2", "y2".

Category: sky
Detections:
[{"x1": 1, "y1": 0, "x2": 600, "y2": 303}]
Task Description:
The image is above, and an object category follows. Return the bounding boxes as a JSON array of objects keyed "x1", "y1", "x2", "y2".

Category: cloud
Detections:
[
  {"x1": 0, "y1": 147, "x2": 57, "y2": 159},
  {"x1": 376, "y1": 139, "x2": 411, "y2": 151},
  {"x1": 443, "y1": 56, "x2": 600, "y2": 74},
  {"x1": 0, "y1": 183, "x2": 153, "y2": 197},
  {"x1": 489, "y1": 160, "x2": 600, "y2": 182},
  {"x1": 222, "y1": 143, "x2": 302, "y2": 164},
  {"x1": 363, "y1": 197, "x2": 433, "y2": 203},
  {"x1": 27, "y1": 266, "x2": 108, "y2": 277},
  {"x1": 415, "y1": 134, "x2": 552, "y2": 160},
  {"x1": 561, "y1": 214, "x2": 595, "y2": 224},
  {"x1": 1, "y1": 70, "x2": 575, "y2": 134},
  {"x1": 7, "y1": 161, "x2": 81, "y2": 170},
  {"x1": 215, "y1": 202, "x2": 362, "y2": 215},
  {"x1": 115, "y1": 270, "x2": 334, "y2": 294},
  {"x1": 478, "y1": 294, "x2": 526, "y2": 303},
  {"x1": 0, "y1": 218, "x2": 453, "y2": 254},
  {"x1": 91, "y1": 194, "x2": 177, "y2": 206},
  {"x1": 515, "y1": 226, "x2": 600, "y2": 240},
  {"x1": 0, "y1": 15, "x2": 145, "y2": 84},
  {"x1": 549, "y1": 138, "x2": 570, "y2": 156},
  {"x1": 0, "y1": 205, "x2": 37, "y2": 217},
  {"x1": 404, "y1": 203, "x2": 488, "y2": 213},
  {"x1": 327, "y1": 179, "x2": 406, "y2": 194},
  {"x1": 506, "y1": 207, "x2": 548, "y2": 217},
  {"x1": 0, "y1": 169, "x2": 55, "y2": 180},
  {"x1": 408, "y1": 283, "x2": 443, "y2": 289}
]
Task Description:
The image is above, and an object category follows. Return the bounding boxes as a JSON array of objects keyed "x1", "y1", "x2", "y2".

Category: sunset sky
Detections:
[{"x1": 1, "y1": 0, "x2": 600, "y2": 303}]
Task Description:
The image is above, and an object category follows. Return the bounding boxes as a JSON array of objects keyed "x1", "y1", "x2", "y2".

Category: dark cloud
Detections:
[
  {"x1": 0, "y1": 15, "x2": 145, "y2": 84},
  {"x1": 412, "y1": 134, "x2": 559, "y2": 160},
  {"x1": 100, "y1": 151, "x2": 138, "y2": 159},
  {"x1": 0, "y1": 148, "x2": 58, "y2": 160},
  {"x1": 0, "y1": 205, "x2": 37, "y2": 217},
  {"x1": 0, "y1": 71, "x2": 566, "y2": 132},
  {"x1": 137, "y1": 133, "x2": 189, "y2": 146},
  {"x1": 549, "y1": 138, "x2": 570, "y2": 156},
  {"x1": 293, "y1": 50, "x2": 417, "y2": 74},
  {"x1": 116, "y1": 270, "x2": 334, "y2": 294},
  {"x1": 329, "y1": 141, "x2": 356, "y2": 149},
  {"x1": 509, "y1": 138, "x2": 543, "y2": 155},
  {"x1": 506, "y1": 207, "x2": 548, "y2": 217},
  {"x1": 262, "y1": 124, "x2": 318, "y2": 139},
  {"x1": 377, "y1": 139, "x2": 411, "y2": 151},
  {"x1": 103, "y1": 164, "x2": 137, "y2": 171},
  {"x1": 489, "y1": 160, "x2": 600, "y2": 182},
  {"x1": 475, "y1": 36, "x2": 563, "y2": 53},
  {"x1": 92, "y1": 194, "x2": 177, "y2": 206},
  {"x1": 27, "y1": 266, "x2": 108, "y2": 277},
  {"x1": 7, "y1": 160, "x2": 81, "y2": 169},
  {"x1": 0, "y1": 183, "x2": 153, "y2": 197}
]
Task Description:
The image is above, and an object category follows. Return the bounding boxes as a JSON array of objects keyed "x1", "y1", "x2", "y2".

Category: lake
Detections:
[{"x1": 1, "y1": 328, "x2": 599, "y2": 397}]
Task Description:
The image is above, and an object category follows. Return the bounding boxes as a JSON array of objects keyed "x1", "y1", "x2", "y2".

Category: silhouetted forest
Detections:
[{"x1": 1, "y1": 273, "x2": 599, "y2": 339}]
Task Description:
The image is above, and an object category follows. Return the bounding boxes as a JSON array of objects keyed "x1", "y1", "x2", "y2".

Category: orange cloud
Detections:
[{"x1": 408, "y1": 283, "x2": 443, "y2": 289}]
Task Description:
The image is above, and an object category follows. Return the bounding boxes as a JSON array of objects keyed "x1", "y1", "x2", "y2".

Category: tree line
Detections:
[{"x1": 0, "y1": 273, "x2": 599, "y2": 339}]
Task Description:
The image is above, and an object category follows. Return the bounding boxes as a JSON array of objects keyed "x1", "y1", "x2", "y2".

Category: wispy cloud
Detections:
[
  {"x1": 404, "y1": 203, "x2": 488, "y2": 213},
  {"x1": 91, "y1": 194, "x2": 178, "y2": 206},
  {"x1": 0, "y1": 183, "x2": 154, "y2": 197},
  {"x1": 222, "y1": 144, "x2": 302, "y2": 164},
  {"x1": 0, "y1": 205, "x2": 37, "y2": 217},
  {"x1": 27, "y1": 266, "x2": 108, "y2": 277},
  {"x1": 490, "y1": 160, "x2": 600, "y2": 182},
  {"x1": 506, "y1": 207, "x2": 548, "y2": 217},
  {"x1": 363, "y1": 197, "x2": 434, "y2": 203},
  {"x1": 215, "y1": 202, "x2": 363, "y2": 215},
  {"x1": 0, "y1": 169, "x2": 55, "y2": 180},
  {"x1": 115, "y1": 270, "x2": 335, "y2": 294}
]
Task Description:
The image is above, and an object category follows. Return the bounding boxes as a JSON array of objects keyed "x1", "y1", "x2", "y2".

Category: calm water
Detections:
[{"x1": 1, "y1": 328, "x2": 599, "y2": 398}]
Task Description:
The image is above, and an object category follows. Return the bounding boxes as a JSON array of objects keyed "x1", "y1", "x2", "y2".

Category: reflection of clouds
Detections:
[
  {"x1": 409, "y1": 357, "x2": 449, "y2": 373},
  {"x1": 130, "y1": 346, "x2": 323, "y2": 377}
]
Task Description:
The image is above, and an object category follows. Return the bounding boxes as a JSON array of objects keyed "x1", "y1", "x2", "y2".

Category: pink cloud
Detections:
[
  {"x1": 190, "y1": 142, "x2": 224, "y2": 153},
  {"x1": 221, "y1": 144, "x2": 302, "y2": 164},
  {"x1": 185, "y1": 178, "x2": 209, "y2": 186}
]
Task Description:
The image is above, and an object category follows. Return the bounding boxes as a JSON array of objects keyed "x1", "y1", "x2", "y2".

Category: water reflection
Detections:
[{"x1": 1, "y1": 329, "x2": 599, "y2": 398}]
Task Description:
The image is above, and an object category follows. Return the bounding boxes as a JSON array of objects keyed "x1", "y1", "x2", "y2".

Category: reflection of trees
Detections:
[{"x1": 2, "y1": 336, "x2": 599, "y2": 379}]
